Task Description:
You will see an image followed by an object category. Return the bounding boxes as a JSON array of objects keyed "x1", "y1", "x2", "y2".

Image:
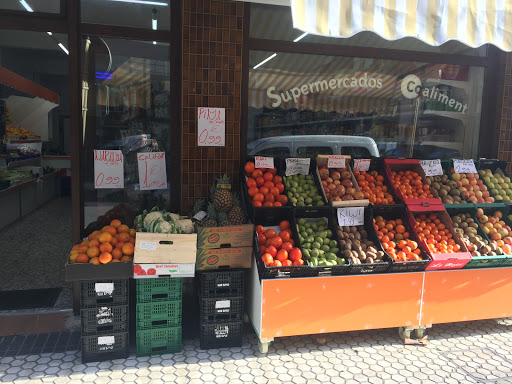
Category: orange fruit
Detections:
[
  {"x1": 99, "y1": 252, "x2": 113, "y2": 264},
  {"x1": 78, "y1": 245, "x2": 89, "y2": 254},
  {"x1": 110, "y1": 237, "x2": 118, "y2": 246},
  {"x1": 111, "y1": 259, "x2": 121, "y2": 262},
  {"x1": 88, "y1": 231, "x2": 101, "y2": 241},
  {"x1": 120, "y1": 255, "x2": 133, "y2": 262},
  {"x1": 117, "y1": 224, "x2": 130, "y2": 234},
  {"x1": 87, "y1": 246, "x2": 100, "y2": 258},
  {"x1": 89, "y1": 257, "x2": 100, "y2": 265},
  {"x1": 99, "y1": 242, "x2": 113, "y2": 253},
  {"x1": 76, "y1": 254, "x2": 89, "y2": 263},
  {"x1": 122, "y1": 243, "x2": 134, "y2": 256},
  {"x1": 111, "y1": 248, "x2": 123, "y2": 260},
  {"x1": 110, "y1": 219, "x2": 122, "y2": 228},
  {"x1": 115, "y1": 241, "x2": 125, "y2": 249},
  {"x1": 129, "y1": 229, "x2": 136, "y2": 238},
  {"x1": 98, "y1": 232, "x2": 113, "y2": 244},
  {"x1": 129, "y1": 237, "x2": 135, "y2": 244},
  {"x1": 118, "y1": 232, "x2": 130, "y2": 243},
  {"x1": 81, "y1": 240, "x2": 90, "y2": 247},
  {"x1": 71, "y1": 244, "x2": 80, "y2": 252},
  {"x1": 104, "y1": 226, "x2": 117, "y2": 236},
  {"x1": 69, "y1": 254, "x2": 78, "y2": 263},
  {"x1": 89, "y1": 239, "x2": 100, "y2": 248}
]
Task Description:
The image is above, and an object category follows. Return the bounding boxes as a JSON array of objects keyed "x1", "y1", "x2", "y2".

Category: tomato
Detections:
[
  {"x1": 265, "y1": 246, "x2": 277, "y2": 257},
  {"x1": 263, "y1": 172, "x2": 274, "y2": 182},
  {"x1": 269, "y1": 167, "x2": 277, "y2": 175},
  {"x1": 292, "y1": 259, "x2": 304, "y2": 266},
  {"x1": 271, "y1": 260, "x2": 282, "y2": 267},
  {"x1": 245, "y1": 161, "x2": 255, "y2": 174},
  {"x1": 273, "y1": 202, "x2": 283, "y2": 207},
  {"x1": 288, "y1": 239, "x2": 295, "y2": 246},
  {"x1": 257, "y1": 234, "x2": 266, "y2": 245},
  {"x1": 263, "y1": 181, "x2": 275, "y2": 189},
  {"x1": 259, "y1": 186, "x2": 269, "y2": 196},
  {"x1": 252, "y1": 169, "x2": 263, "y2": 179},
  {"x1": 276, "y1": 183, "x2": 285, "y2": 194},
  {"x1": 264, "y1": 193, "x2": 275, "y2": 203},
  {"x1": 261, "y1": 253, "x2": 273, "y2": 266},
  {"x1": 281, "y1": 242, "x2": 293, "y2": 252},
  {"x1": 264, "y1": 229, "x2": 277, "y2": 239},
  {"x1": 279, "y1": 231, "x2": 291, "y2": 242},
  {"x1": 248, "y1": 187, "x2": 259, "y2": 197},
  {"x1": 255, "y1": 176, "x2": 265, "y2": 187},
  {"x1": 270, "y1": 187, "x2": 280, "y2": 197},
  {"x1": 247, "y1": 178, "x2": 256, "y2": 189},
  {"x1": 276, "y1": 249, "x2": 288, "y2": 262},
  {"x1": 270, "y1": 236, "x2": 283, "y2": 249},
  {"x1": 279, "y1": 220, "x2": 290, "y2": 230},
  {"x1": 289, "y1": 248, "x2": 302, "y2": 261},
  {"x1": 260, "y1": 247, "x2": 266, "y2": 255},
  {"x1": 282, "y1": 259, "x2": 293, "y2": 266},
  {"x1": 252, "y1": 201, "x2": 262, "y2": 207},
  {"x1": 276, "y1": 194, "x2": 288, "y2": 205},
  {"x1": 253, "y1": 193, "x2": 264, "y2": 202},
  {"x1": 256, "y1": 225, "x2": 265, "y2": 234},
  {"x1": 273, "y1": 175, "x2": 282, "y2": 184},
  {"x1": 263, "y1": 202, "x2": 274, "y2": 207}
]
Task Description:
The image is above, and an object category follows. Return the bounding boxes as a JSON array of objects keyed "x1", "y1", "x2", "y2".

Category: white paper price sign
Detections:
[
  {"x1": 198, "y1": 107, "x2": 225, "y2": 146},
  {"x1": 453, "y1": 159, "x2": 477, "y2": 174},
  {"x1": 420, "y1": 159, "x2": 443, "y2": 176},
  {"x1": 98, "y1": 336, "x2": 115, "y2": 345},
  {"x1": 94, "y1": 283, "x2": 114, "y2": 295},
  {"x1": 285, "y1": 158, "x2": 310, "y2": 176},
  {"x1": 255, "y1": 156, "x2": 274, "y2": 169},
  {"x1": 94, "y1": 150, "x2": 124, "y2": 189},
  {"x1": 337, "y1": 207, "x2": 364, "y2": 226},
  {"x1": 327, "y1": 155, "x2": 345, "y2": 168},
  {"x1": 137, "y1": 152, "x2": 167, "y2": 190},
  {"x1": 353, "y1": 159, "x2": 371, "y2": 171}
]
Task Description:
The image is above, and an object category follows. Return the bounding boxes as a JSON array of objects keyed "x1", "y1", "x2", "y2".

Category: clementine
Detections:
[
  {"x1": 110, "y1": 219, "x2": 122, "y2": 228},
  {"x1": 89, "y1": 257, "x2": 100, "y2": 265},
  {"x1": 117, "y1": 224, "x2": 129, "y2": 233},
  {"x1": 87, "y1": 246, "x2": 100, "y2": 258},
  {"x1": 120, "y1": 255, "x2": 133, "y2": 262},
  {"x1": 78, "y1": 245, "x2": 89, "y2": 254},
  {"x1": 117, "y1": 232, "x2": 130, "y2": 243},
  {"x1": 98, "y1": 232, "x2": 113, "y2": 243},
  {"x1": 122, "y1": 243, "x2": 134, "y2": 256},
  {"x1": 99, "y1": 242, "x2": 113, "y2": 253},
  {"x1": 99, "y1": 252, "x2": 113, "y2": 264},
  {"x1": 111, "y1": 248, "x2": 123, "y2": 260},
  {"x1": 76, "y1": 254, "x2": 89, "y2": 263}
]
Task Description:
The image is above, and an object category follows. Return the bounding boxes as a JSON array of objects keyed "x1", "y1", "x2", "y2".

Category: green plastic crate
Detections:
[
  {"x1": 446, "y1": 205, "x2": 506, "y2": 269},
  {"x1": 475, "y1": 203, "x2": 512, "y2": 267},
  {"x1": 136, "y1": 300, "x2": 182, "y2": 322},
  {"x1": 136, "y1": 327, "x2": 182, "y2": 357},
  {"x1": 136, "y1": 278, "x2": 182, "y2": 303}
]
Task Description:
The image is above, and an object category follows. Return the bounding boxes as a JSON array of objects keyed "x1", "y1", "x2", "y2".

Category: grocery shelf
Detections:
[{"x1": 6, "y1": 156, "x2": 41, "y2": 169}]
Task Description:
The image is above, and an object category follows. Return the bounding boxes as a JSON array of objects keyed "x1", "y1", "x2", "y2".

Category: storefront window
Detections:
[
  {"x1": 248, "y1": 51, "x2": 484, "y2": 159},
  {"x1": 81, "y1": 0, "x2": 171, "y2": 31},
  {"x1": 0, "y1": 0, "x2": 60, "y2": 13},
  {"x1": 82, "y1": 38, "x2": 171, "y2": 231}
]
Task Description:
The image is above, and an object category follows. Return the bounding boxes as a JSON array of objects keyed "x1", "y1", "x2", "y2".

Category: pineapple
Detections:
[
  {"x1": 200, "y1": 203, "x2": 218, "y2": 227},
  {"x1": 228, "y1": 194, "x2": 245, "y2": 225},
  {"x1": 190, "y1": 198, "x2": 207, "y2": 219},
  {"x1": 217, "y1": 211, "x2": 231, "y2": 227},
  {"x1": 213, "y1": 174, "x2": 233, "y2": 212}
]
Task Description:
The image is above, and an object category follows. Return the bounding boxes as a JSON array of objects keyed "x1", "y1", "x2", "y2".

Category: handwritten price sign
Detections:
[
  {"x1": 420, "y1": 159, "x2": 443, "y2": 176},
  {"x1": 353, "y1": 159, "x2": 371, "y2": 172},
  {"x1": 94, "y1": 150, "x2": 124, "y2": 189},
  {"x1": 453, "y1": 159, "x2": 477, "y2": 174},
  {"x1": 337, "y1": 207, "x2": 364, "y2": 226},
  {"x1": 285, "y1": 158, "x2": 310, "y2": 176},
  {"x1": 198, "y1": 107, "x2": 225, "y2": 146},
  {"x1": 255, "y1": 156, "x2": 274, "y2": 169},
  {"x1": 327, "y1": 155, "x2": 345, "y2": 168},
  {"x1": 137, "y1": 152, "x2": 167, "y2": 190}
]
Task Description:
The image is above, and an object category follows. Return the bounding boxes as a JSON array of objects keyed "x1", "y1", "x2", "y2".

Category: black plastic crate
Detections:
[
  {"x1": 371, "y1": 205, "x2": 432, "y2": 272},
  {"x1": 81, "y1": 305, "x2": 129, "y2": 336},
  {"x1": 200, "y1": 322, "x2": 243, "y2": 350},
  {"x1": 253, "y1": 208, "x2": 316, "y2": 279},
  {"x1": 81, "y1": 332, "x2": 129, "y2": 363},
  {"x1": 198, "y1": 270, "x2": 245, "y2": 298},
  {"x1": 199, "y1": 297, "x2": 244, "y2": 324},
  {"x1": 80, "y1": 280, "x2": 129, "y2": 308}
]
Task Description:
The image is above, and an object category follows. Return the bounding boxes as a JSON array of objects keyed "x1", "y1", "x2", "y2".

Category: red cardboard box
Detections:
[{"x1": 408, "y1": 201, "x2": 471, "y2": 270}]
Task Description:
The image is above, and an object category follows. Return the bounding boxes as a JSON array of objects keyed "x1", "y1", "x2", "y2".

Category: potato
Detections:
[{"x1": 367, "y1": 246, "x2": 377, "y2": 254}]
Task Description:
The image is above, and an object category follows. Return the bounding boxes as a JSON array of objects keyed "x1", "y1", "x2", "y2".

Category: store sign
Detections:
[
  {"x1": 137, "y1": 152, "x2": 167, "y2": 190},
  {"x1": 401, "y1": 74, "x2": 468, "y2": 113},
  {"x1": 198, "y1": 107, "x2": 225, "y2": 146},
  {"x1": 94, "y1": 150, "x2": 124, "y2": 189}
]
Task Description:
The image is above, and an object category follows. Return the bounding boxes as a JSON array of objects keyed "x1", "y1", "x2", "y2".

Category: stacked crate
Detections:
[
  {"x1": 80, "y1": 279, "x2": 130, "y2": 363},
  {"x1": 135, "y1": 278, "x2": 183, "y2": 357},
  {"x1": 198, "y1": 270, "x2": 245, "y2": 349}
]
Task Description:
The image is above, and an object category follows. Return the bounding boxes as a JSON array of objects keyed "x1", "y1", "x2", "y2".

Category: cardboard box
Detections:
[
  {"x1": 316, "y1": 155, "x2": 369, "y2": 208},
  {"x1": 196, "y1": 247, "x2": 252, "y2": 270},
  {"x1": 134, "y1": 232, "x2": 197, "y2": 278},
  {"x1": 197, "y1": 224, "x2": 254, "y2": 249}
]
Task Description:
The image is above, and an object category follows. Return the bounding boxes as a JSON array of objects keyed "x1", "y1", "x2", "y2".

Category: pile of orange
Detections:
[
  {"x1": 414, "y1": 213, "x2": 460, "y2": 254},
  {"x1": 391, "y1": 170, "x2": 434, "y2": 199},
  {"x1": 354, "y1": 170, "x2": 395, "y2": 205},
  {"x1": 374, "y1": 216, "x2": 422, "y2": 261},
  {"x1": 69, "y1": 219, "x2": 136, "y2": 264}
]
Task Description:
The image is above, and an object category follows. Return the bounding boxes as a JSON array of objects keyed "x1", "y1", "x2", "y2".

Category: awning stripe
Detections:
[{"x1": 292, "y1": 0, "x2": 512, "y2": 50}]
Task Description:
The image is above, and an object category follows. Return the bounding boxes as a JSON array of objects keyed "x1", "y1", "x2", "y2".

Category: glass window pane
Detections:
[
  {"x1": 0, "y1": 0, "x2": 60, "y2": 13},
  {"x1": 250, "y1": 3, "x2": 487, "y2": 57},
  {"x1": 248, "y1": 51, "x2": 484, "y2": 160},
  {"x1": 296, "y1": 146, "x2": 333, "y2": 158},
  {"x1": 340, "y1": 146, "x2": 372, "y2": 158},
  {"x1": 82, "y1": 38, "x2": 171, "y2": 229},
  {"x1": 82, "y1": 0, "x2": 170, "y2": 31}
]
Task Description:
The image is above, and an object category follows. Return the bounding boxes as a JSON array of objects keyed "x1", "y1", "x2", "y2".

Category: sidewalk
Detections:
[{"x1": 1, "y1": 318, "x2": 512, "y2": 384}]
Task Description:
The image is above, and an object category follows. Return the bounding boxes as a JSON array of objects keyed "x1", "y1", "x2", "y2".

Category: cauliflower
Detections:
[
  {"x1": 156, "y1": 220, "x2": 172, "y2": 233},
  {"x1": 144, "y1": 211, "x2": 164, "y2": 229},
  {"x1": 176, "y1": 219, "x2": 194, "y2": 234},
  {"x1": 166, "y1": 213, "x2": 181, "y2": 223}
]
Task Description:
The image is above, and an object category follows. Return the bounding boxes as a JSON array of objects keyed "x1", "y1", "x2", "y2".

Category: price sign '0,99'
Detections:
[
  {"x1": 94, "y1": 150, "x2": 124, "y2": 189},
  {"x1": 419, "y1": 159, "x2": 443, "y2": 176},
  {"x1": 198, "y1": 107, "x2": 225, "y2": 147}
]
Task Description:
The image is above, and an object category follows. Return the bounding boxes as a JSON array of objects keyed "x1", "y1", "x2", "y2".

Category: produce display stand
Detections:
[{"x1": 248, "y1": 263, "x2": 512, "y2": 353}]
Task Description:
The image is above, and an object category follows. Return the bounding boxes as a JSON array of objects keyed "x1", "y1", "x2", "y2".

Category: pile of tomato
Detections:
[
  {"x1": 414, "y1": 213, "x2": 461, "y2": 254},
  {"x1": 257, "y1": 220, "x2": 304, "y2": 267},
  {"x1": 390, "y1": 170, "x2": 435, "y2": 199},
  {"x1": 245, "y1": 161, "x2": 288, "y2": 207},
  {"x1": 374, "y1": 216, "x2": 423, "y2": 261},
  {"x1": 354, "y1": 170, "x2": 395, "y2": 205}
]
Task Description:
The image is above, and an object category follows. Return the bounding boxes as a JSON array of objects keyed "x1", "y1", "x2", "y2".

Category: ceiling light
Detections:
[
  {"x1": 153, "y1": 41, "x2": 157, "y2": 45},
  {"x1": 19, "y1": 0, "x2": 34, "y2": 12},
  {"x1": 47, "y1": 32, "x2": 52, "y2": 35},
  {"x1": 110, "y1": 0, "x2": 168, "y2": 6},
  {"x1": 293, "y1": 32, "x2": 308, "y2": 42},
  {"x1": 253, "y1": 53, "x2": 277, "y2": 69},
  {"x1": 58, "y1": 43, "x2": 69, "y2": 55}
]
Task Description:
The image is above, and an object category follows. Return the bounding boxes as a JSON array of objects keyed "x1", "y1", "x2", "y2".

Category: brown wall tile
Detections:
[{"x1": 498, "y1": 53, "x2": 512, "y2": 174}]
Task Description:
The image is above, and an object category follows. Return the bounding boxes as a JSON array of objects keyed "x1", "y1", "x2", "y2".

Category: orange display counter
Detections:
[{"x1": 247, "y1": 263, "x2": 512, "y2": 353}]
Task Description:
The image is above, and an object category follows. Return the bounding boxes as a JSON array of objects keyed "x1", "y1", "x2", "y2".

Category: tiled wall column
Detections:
[
  {"x1": 498, "y1": 52, "x2": 512, "y2": 174},
  {"x1": 181, "y1": 0, "x2": 244, "y2": 213}
]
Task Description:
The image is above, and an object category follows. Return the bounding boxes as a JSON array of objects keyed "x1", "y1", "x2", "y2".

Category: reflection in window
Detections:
[
  {"x1": 340, "y1": 147, "x2": 372, "y2": 158},
  {"x1": 0, "y1": 0, "x2": 60, "y2": 13},
  {"x1": 251, "y1": 147, "x2": 290, "y2": 157},
  {"x1": 296, "y1": 146, "x2": 333, "y2": 158}
]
